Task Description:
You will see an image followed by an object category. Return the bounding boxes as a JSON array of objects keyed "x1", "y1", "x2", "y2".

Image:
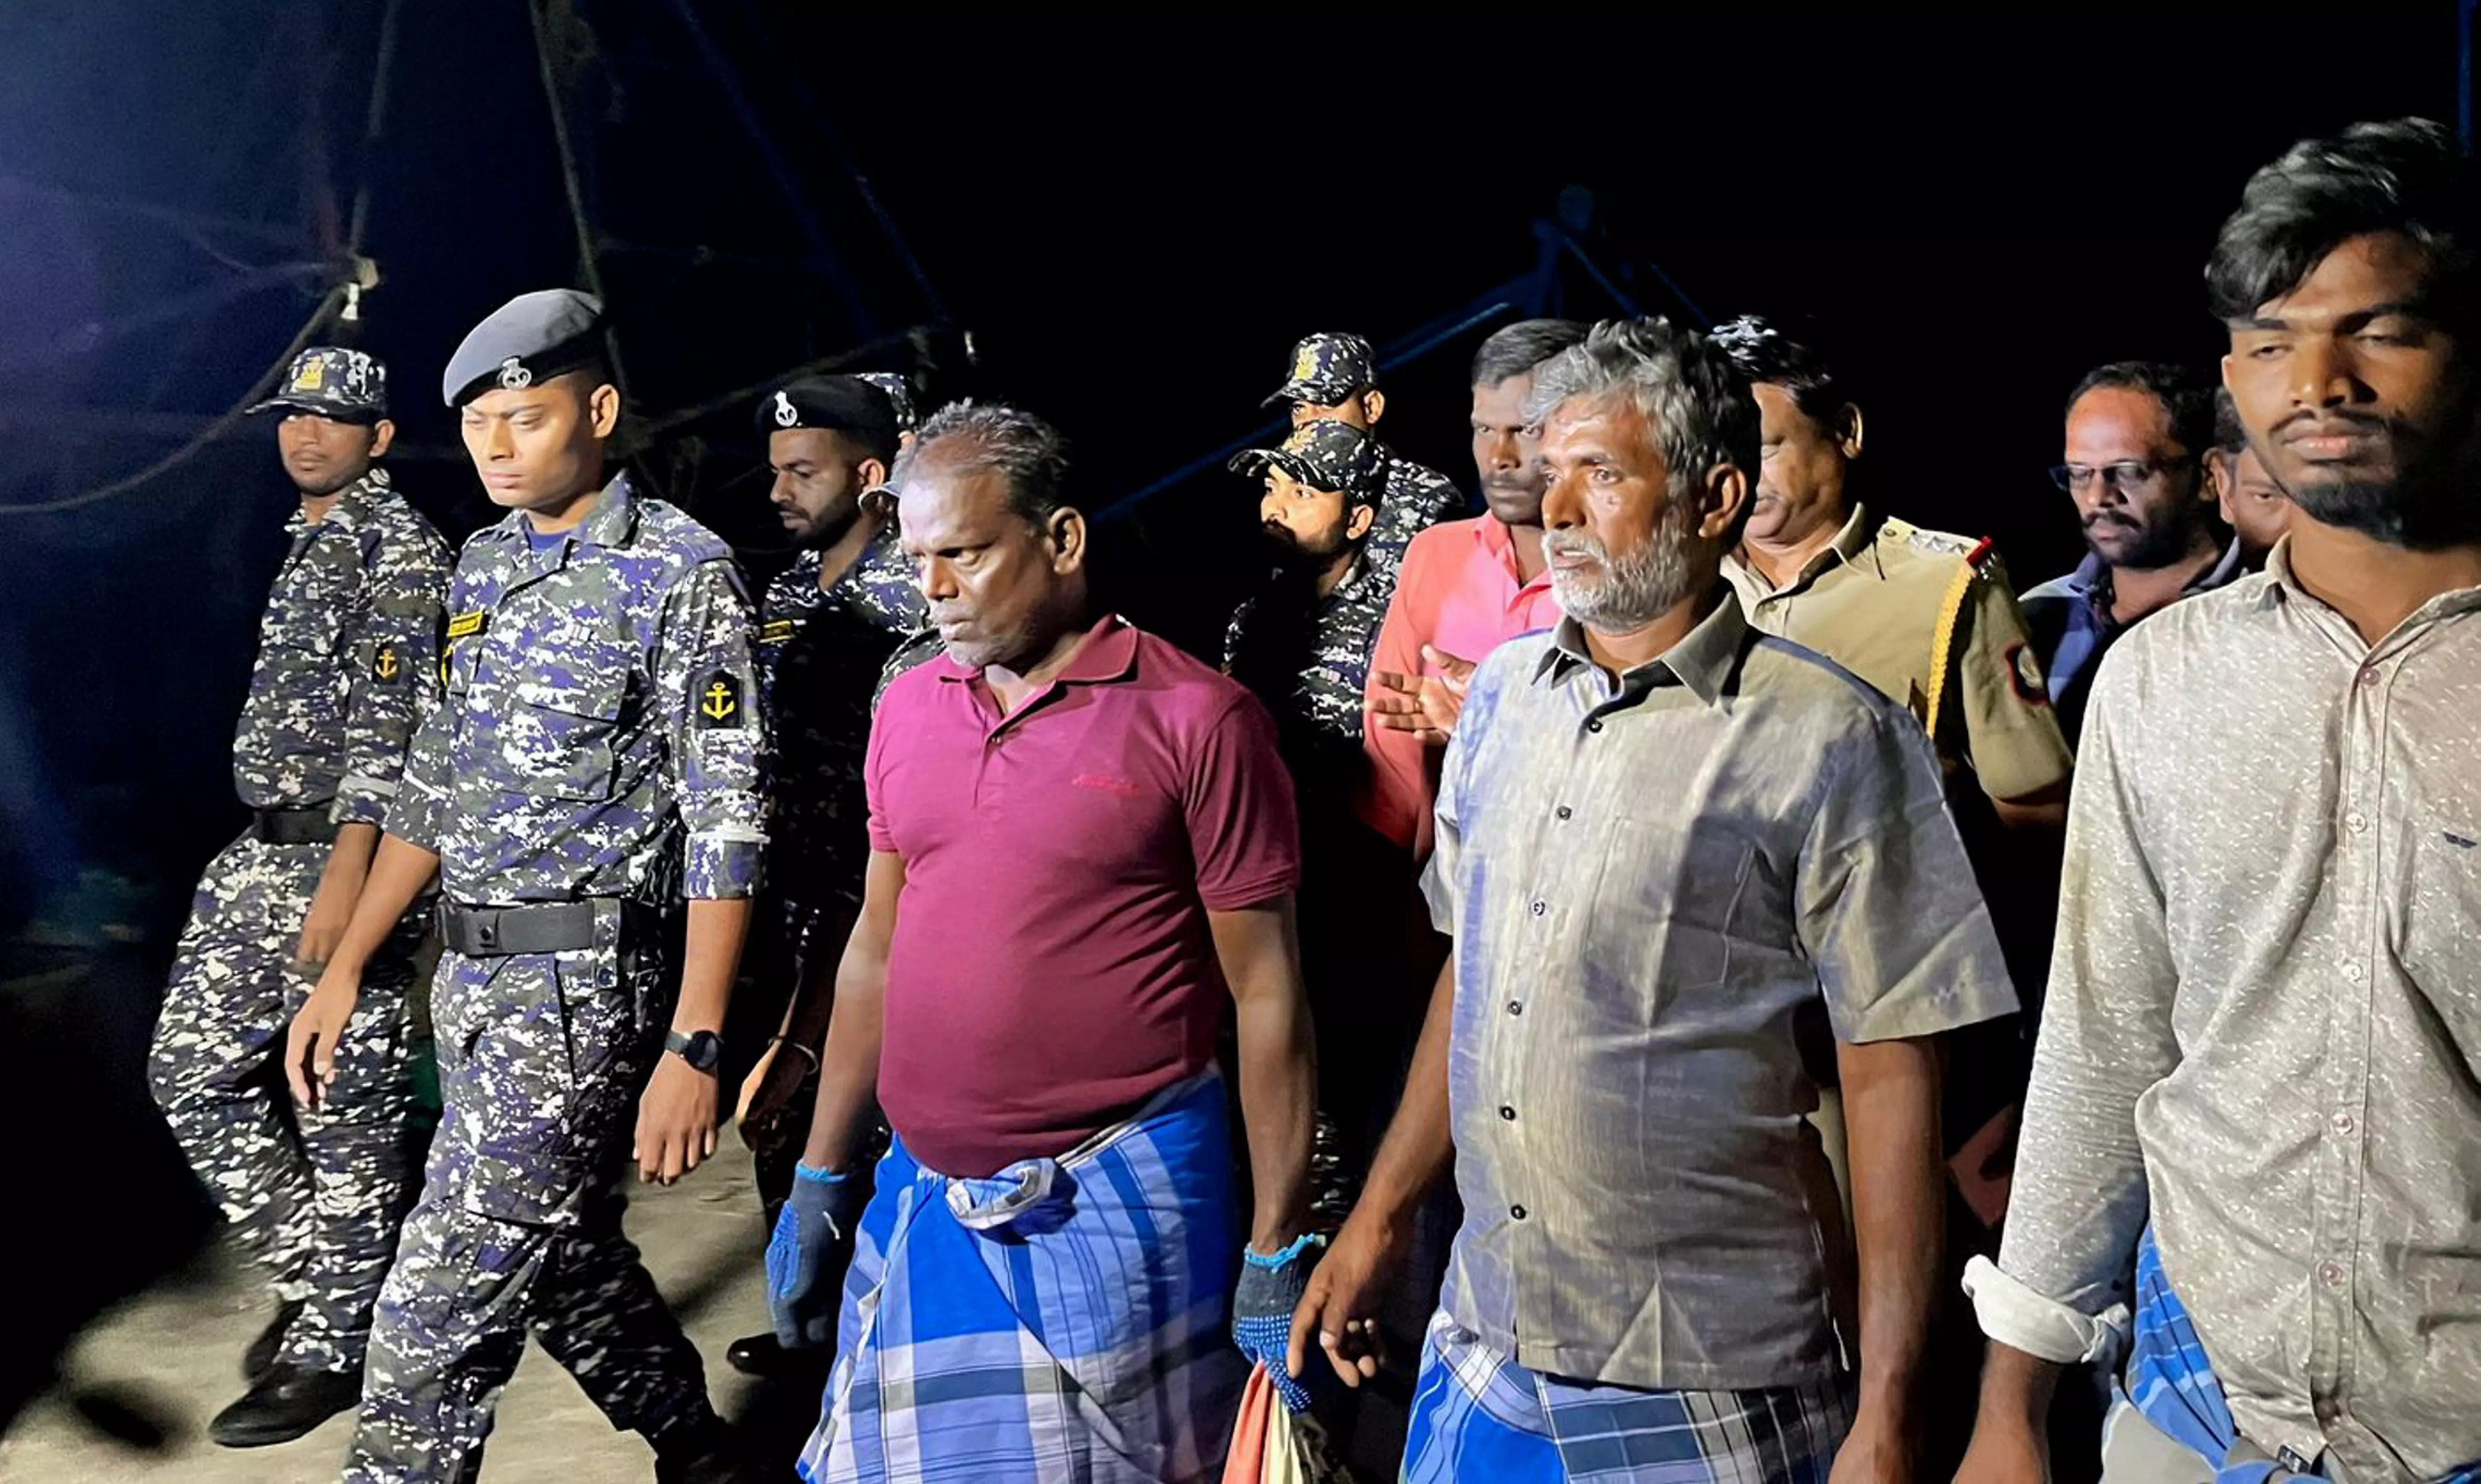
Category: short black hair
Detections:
[
  {"x1": 1712, "y1": 314, "x2": 1851, "y2": 426},
  {"x1": 2207, "y1": 118, "x2": 2481, "y2": 324},
  {"x1": 2065, "y1": 361, "x2": 2214, "y2": 454},
  {"x1": 1471, "y1": 319, "x2": 1588, "y2": 388},
  {"x1": 2210, "y1": 386, "x2": 2248, "y2": 454}
]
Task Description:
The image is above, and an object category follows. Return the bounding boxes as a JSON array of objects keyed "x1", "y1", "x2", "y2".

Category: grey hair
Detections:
[
  {"x1": 1525, "y1": 318, "x2": 1760, "y2": 499},
  {"x1": 892, "y1": 399, "x2": 1074, "y2": 526}
]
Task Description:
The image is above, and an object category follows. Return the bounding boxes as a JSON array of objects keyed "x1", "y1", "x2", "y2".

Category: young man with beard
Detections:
[
  {"x1": 724, "y1": 375, "x2": 923, "y2": 1381},
  {"x1": 770, "y1": 402, "x2": 1320, "y2": 1482},
  {"x1": 288, "y1": 289, "x2": 764, "y2": 1483},
  {"x1": 1361, "y1": 319, "x2": 1587, "y2": 856},
  {"x1": 148, "y1": 346, "x2": 448, "y2": 1445},
  {"x1": 1293, "y1": 319, "x2": 2015, "y2": 1482},
  {"x1": 1959, "y1": 118, "x2": 2481, "y2": 1484},
  {"x1": 2025, "y1": 362, "x2": 2241, "y2": 743}
]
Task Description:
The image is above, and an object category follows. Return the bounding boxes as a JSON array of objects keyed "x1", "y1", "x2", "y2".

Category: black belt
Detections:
[
  {"x1": 436, "y1": 900, "x2": 608, "y2": 957},
  {"x1": 251, "y1": 806, "x2": 338, "y2": 846}
]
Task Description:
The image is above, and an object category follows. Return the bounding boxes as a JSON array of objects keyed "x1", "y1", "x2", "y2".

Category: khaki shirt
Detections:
[{"x1": 1723, "y1": 504, "x2": 2072, "y2": 802}]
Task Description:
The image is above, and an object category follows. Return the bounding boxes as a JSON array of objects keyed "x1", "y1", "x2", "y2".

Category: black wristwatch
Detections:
[{"x1": 664, "y1": 1029, "x2": 724, "y2": 1074}]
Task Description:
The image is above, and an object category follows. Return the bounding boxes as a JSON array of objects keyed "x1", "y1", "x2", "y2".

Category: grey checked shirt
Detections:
[
  {"x1": 1423, "y1": 592, "x2": 2016, "y2": 1392},
  {"x1": 1992, "y1": 544, "x2": 2481, "y2": 1483}
]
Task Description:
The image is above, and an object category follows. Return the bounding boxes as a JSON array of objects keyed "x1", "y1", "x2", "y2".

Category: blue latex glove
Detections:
[
  {"x1": 765, "y1": 1164, "x2": 868, "y2": 1350},
  {"x1": 1232, "y1": 1232, "x2": 1326, "y2": 1413}
]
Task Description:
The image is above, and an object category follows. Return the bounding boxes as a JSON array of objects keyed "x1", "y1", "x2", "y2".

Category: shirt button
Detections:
[
  {"x1": 2319, "y1": 1260, "x2": 2345, "y2": 1288},
  {"x1": 1499, "y1": 1105, "x2": 1517, "y2": 1121},
  {"x1": 2346, "y1": 811, "x2": 2368, "y2": 834},
  {"x1": 1529, "y1": 900, "x2": 1546, "y2": 917},
  {"x1": 2357, "y1": 667, "x2": 2379, "y2": 686},
  {"x1": 1506, "y1": 1001, "x2": 1523, "y2": 1016},
  {"x1": 2332, "y1": 1111, "x2": 2356, "y2": 1135},
  {"x1": 1510, "y1": 1204, "x2": 1528, "y2": 1221},
  {"x1": 1555, "y1": 805, "x2": 1573, "y2": 821},
  {"x1": 2342, "y1": 961, "x2": 2366, "y2": 984},
  {"x1": 1586, "y1": 718, "x2": 1603, "y2": 733}
]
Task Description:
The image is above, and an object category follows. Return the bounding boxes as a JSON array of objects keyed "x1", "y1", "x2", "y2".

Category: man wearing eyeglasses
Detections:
[{"x1": 2024, "y1": 362, "x2": 2241, "y2": 742}]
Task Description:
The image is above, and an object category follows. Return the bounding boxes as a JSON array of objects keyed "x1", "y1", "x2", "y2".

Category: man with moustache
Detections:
[
  {"x1": 2024, "y1": 362, "x2": 2241, "y2": 742},
  {"x1": 769, "y1": 401, "x2": 1320, "y2": 1481},
  {"x1": 1361, "y1": 319, "x2": 1587, "y2": 856},
  {"x1": 1959, "y1": 118, "x2": 2481, "y2": 1484},
  {"x1": 288, "y1": 289, "x2": 764, "y2": 1483},
  {"x1": 724, "y1": 375, "x2": 923, "y2": 1381},
  {"x1": 149, "y1": 345, "x2": 448, "y2": 1445},
  {"x1": 2207, "y1": 387, "x2": 2296, "y2": 567},
  {"x1": 1293, "y1": 319, "x2": 2016, "y2": 1482}
]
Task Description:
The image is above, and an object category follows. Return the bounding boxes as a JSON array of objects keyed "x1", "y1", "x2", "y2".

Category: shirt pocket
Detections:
[
  {"x1": 1584, "y1": 817, "x2": 1754, "y2": 1015},
  {"x1": 498, "y1": 654, "x2": 631, "y2": 803}
]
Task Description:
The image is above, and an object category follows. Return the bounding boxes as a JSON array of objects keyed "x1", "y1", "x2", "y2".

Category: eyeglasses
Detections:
[{"x1": 2047, "y1": 457, "x2": 2194, "y2": 495}]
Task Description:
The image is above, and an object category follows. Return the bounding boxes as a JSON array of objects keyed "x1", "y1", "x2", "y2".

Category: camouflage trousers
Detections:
[
  {"x1": 344, "y1": 942, "x2": 711, "y2": 1482},
  {"x1": 147, "y1": 832, "x2": 424, "y2": 1378}
]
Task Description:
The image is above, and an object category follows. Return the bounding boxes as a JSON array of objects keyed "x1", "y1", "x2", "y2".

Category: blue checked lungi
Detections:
[
  {"x1": 2125, "y1": 1230, "x2": 2481, "y2": 1484},
  {"x1": 797, "y1": 1072, "x2": 1247, "y2": 1484},
  {"x1": 1400, "y1": 1310, "x2": 1851, "y2": 1483}
]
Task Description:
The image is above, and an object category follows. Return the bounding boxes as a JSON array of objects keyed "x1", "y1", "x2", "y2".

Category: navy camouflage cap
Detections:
[
  {"x1": 854, "y1": 372, "x2": 918, "y2": 433},
  {"x1": 1262, "y1": 331, "x2": 1377, "y2": 408},
  {"x1": 441, "y1": 288, "x2": 605, "y2": 407},
  {"x1": 249, "y1": 346, "x2": 387, "y2": 422},
  {"x1": 1229, "y1": 420, "x2": 1387, "y2": 507}
]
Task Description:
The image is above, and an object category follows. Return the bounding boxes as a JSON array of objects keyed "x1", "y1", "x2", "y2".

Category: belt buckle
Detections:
[{"x1": 476, "y1": 915, "x2": 498, "y2": 950}]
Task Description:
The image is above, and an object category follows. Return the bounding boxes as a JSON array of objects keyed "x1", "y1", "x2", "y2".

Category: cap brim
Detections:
[
  {"x1": 247, "y1": 396, "x2": 379, "y2": 422},
  {"x1": 1259, "y1": 384, "x2": 1312, "y2": 409}
]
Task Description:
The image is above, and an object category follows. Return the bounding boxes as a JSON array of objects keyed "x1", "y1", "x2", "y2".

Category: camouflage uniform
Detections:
[
  {"x1": 872, "y1": 625, "x2": 946, "y2": 715},
  {"x1": 755, "y1": 527, "x2": 923, "y2": 921},
  {"x1": 1223, "y1": 421, "x2": 1411, "y2": 1230},
  {"x1": 148, "y1": 464, "x2": 448, "y2": 1379},
  {"x1": 1364, "y1": 449, "x2": 1464, "y2": 588},
  {"x1": 1260, "y1": 331, "x2": 1466, "y2": 587},
  {"x1": 346, "y1": 472, "x2": 765, "y2": 1481}
]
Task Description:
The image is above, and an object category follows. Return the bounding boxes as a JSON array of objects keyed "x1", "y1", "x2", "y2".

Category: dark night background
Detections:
[{"x1": 0, "y1": 0, "x2": 2462, "y2": 945}]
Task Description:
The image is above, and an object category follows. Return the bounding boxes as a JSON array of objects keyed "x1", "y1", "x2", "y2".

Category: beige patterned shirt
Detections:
[{"x1": 1992, "y1": 542, "x2": 2481, "y2": 1482}]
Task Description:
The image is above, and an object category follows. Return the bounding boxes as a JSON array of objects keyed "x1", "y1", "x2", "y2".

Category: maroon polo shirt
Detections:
[{"x1": 865, "y1": 615, "x2": 1301, "y2": 1177}]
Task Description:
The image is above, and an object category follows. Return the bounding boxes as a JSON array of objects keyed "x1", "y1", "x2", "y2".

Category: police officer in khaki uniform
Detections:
[
  {"x1": 1715, "y1": 313, "x2": 2071, "y2": 1479},
  {"x1": 1713, "y1": 317, "x2": 2071, "y2": 825}
]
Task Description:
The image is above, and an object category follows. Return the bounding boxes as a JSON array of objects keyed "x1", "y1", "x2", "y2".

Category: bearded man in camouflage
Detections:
[{"x1": 148, "y1": 345, "x2": 448, "y2": 1448}]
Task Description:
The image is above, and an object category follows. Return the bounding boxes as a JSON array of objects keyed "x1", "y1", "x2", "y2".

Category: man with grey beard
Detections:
[{"x1": 1288, "y1": 319, "x2": 2016, "y2": 1482}]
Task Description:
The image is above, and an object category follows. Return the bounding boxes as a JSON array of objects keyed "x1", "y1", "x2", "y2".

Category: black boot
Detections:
[
  {"x1": 241, "y1": 1298, "x2": 305, "y2": 1383},
  {"x1": 207, "y1": 1364, "x2": 361, "y2": 1448},
  {"x1": 724, "y1": 1331, "x2": 828, "y2": 1379}
]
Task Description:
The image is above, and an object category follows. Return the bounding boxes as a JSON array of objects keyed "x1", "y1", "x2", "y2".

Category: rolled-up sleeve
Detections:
[
  {"x1": 334, "y1": 527, "x2": 451, "y2": 828},
  {"x1": 1797, "y1": 702, "x2": 2018, "y2": 1043},
  {"x1": 1979, "y1": 662, "x2": 2174, "y2": 1351},
  {"x1": 657, "y1": 559, "x2": 768, "y2": 898}
]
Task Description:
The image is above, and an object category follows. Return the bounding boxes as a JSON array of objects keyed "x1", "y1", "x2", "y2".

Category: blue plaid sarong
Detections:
[
  {"x1": 796, "y1": 1073, "x2": 1247, "y2": 1483},
  {"x1": 1400, "y1": 1310, "x2": 1851, "y2": 1483},
  {"x1": 2126, "y1": 1229, "x2": 2481, "y2": 1484}
]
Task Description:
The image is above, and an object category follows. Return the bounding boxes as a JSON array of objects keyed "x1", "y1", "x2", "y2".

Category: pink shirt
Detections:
[
  {"x1": 1358, "y1": 516, "x2": 1560, "y2": 853},
  {"x1": 865, "y1": 616, "x2": 1301, "y2": 1177}
]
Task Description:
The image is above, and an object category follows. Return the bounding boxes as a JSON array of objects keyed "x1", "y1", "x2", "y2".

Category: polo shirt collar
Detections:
[
  {"x1": 932, "y1": 613, "x2": 1139, "y2": 687},
  {"x1": 1535, "y1": 585, "x2": 1750, "y2": 707}
]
